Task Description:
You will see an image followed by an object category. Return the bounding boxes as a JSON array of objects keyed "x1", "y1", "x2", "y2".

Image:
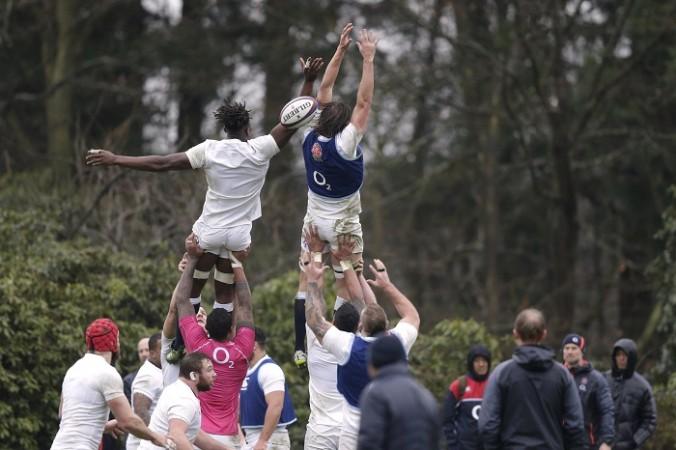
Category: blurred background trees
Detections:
[{"x1": 1, "y1": 0, "x2": 676, "y2": 447}]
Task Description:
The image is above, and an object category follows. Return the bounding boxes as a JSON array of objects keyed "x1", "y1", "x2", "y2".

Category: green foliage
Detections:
[
  {"x1": 0, "y1": 209, "x2": 178, "y2": 449},
  {"x1": 410, "y1": 319, "x2": 506, "y2": 400},
  {"x1": 644, "y1": 374, "x2": 676, "y2": 450}
]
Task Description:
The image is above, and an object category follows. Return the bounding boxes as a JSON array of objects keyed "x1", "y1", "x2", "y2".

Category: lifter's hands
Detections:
[
  {"x1": 331, "y1": 234, "x2": 356, "y2": 261},
  {"x1": 366, "y1": 258, "x2": 391, "y2": 289},
  {"x1": 299, "y1": 57, "x2": 325, "y2": 82},
  {"x1": 185, "y1": 233, "x2": 204, "y2": 259},
  {"x1": 304, "y1": 224, "x2": 326, "y2": 253},
  {"x1": 86, "y1": 149, "x2": 117, "y2": 166}
]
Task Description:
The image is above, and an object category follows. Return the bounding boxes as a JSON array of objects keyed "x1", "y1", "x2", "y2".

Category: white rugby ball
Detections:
[{"x1": 280, "y1": 96, "x2": 319, "y2": 129}]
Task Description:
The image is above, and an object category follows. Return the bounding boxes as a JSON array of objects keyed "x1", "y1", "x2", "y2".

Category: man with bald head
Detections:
[
  {"x1": 124, "y1": 337, "x2": 151, "y2": 403},
  {"x1": 478, "y1": 308, "x2": 586, "y2": 450}
]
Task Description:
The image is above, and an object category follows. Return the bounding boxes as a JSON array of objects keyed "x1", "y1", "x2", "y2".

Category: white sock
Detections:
[
  {"x1": 213, "y1": 302, "x2": 234, "y2": 312},
  {"x1": 190, "y1": 296, "x2": 201, "y2": 305},
  {"x1": 296, "y1": 291, "x2": 307, "y2": 301}
]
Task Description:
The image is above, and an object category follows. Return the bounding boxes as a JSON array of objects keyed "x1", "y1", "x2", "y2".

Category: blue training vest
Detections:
[
  {"x1": 337, "y1": 336, "x2": 372, "y2": 408},
  {"x1": 240, "y1": 357, "x2": 297, "y2": 428},
  {"x1": 302, "y1": 129, "x2": 364, "y2": 199}
]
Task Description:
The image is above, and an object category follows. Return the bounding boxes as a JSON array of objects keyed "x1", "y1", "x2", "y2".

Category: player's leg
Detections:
[
  {"x1": 294, "y1": 253, "x2": 309, "y2": 367},
  {"x1": 214, "y1": 223, "x2": 252, "y2": 312},
  {"x1": 329, "y1": 216, "x2": 364, "y2": 311}
]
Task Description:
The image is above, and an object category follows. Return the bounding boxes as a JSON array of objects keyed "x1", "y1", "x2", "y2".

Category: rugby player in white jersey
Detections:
[
  {"x1": 303, "y1": 226, "x2": 420, "y2": 450},
  {"x1": 293, "y1": 25, "x2": 378, "y2": 368},
  {"x1": 139, "y1": 352, "x2": 231, "y2": 450},
  {"x1": 86, "y1": 58, "x2": 324, "y2": 353},
  {"x1": 51, "y1": 318, "x2": 168, "y2": 450},
  {"x1": 127, "y1": 333, "x2": 164, "y2": 450}
]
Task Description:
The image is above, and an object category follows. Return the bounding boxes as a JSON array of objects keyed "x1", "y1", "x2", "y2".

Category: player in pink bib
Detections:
[{"x1": 174, "y1": 233, "x2": 255, "y2": 448}]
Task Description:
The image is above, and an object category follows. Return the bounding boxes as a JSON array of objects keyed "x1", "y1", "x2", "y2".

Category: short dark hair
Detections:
[
  {"x1": 315, "y1": 102, "x2": 351, "y2": 138},
  {"x1": 361, "y1": 304, "x2": 388, "y2": 337},
  {"x1": 514, "y1": 308, "x2": 546, "y2": 343},
  {"x1": 334, "y1": 303, "x2": 359, "y2": 333},
  {"x1": 213, "y1": 98, "x2": 251, "y2": 134},
  {"x1": 179, "y1": 352, "x2": 209, "y2": 378},
  {"x1": 148, "y1": 332, "x2": 162, "y2": 352},
  {"x1": 254, "y1": 327, "x2": 267, "y2": 347},
  {"x1": 206, "y1": 309, "x2": 233, "y2": 341}
]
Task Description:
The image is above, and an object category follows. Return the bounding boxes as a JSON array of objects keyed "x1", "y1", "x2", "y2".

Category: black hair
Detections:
[
  {"x1": 213, "y1": 98, "x2": 251, "y2": 134},
  {"x1": 254, "y1": 327, "x2": 267, "y2": 347},
  {"x1": 206, "y1": 309, "x2": 233, "y2": 341},
  {"x1": 315, "y1": 102, "x2": 352, "y2": 138},
  {"x1": 179, "y1": 352, "x2": 209, "y2": 378},
  {"x1": 148, "y1": 332, "x2": 162, "y2": 352},
  {"x1": 334, "y1": 303, "x2": 360, "y2": 333}
]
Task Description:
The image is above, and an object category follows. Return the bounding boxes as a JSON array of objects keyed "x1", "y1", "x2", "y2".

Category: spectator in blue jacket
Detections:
[
  {"x1": 478, "y1": 308, "x2": 586, "y2": 450},
  {"x1": 562, "y1": 333, "x2": 614, "y2": 449},
  {"x1": 442, "y1": 345, "x2": 491, "y2": 450}
]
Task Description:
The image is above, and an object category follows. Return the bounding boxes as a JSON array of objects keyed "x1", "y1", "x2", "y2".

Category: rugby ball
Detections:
[{"x1": 280, "y1": 96, "x2": 319, "y2": 129}]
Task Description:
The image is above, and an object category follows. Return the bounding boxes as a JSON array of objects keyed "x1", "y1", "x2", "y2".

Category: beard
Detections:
[{"x1": 196, "y1": 378, "x2": 213, "y2": 392}]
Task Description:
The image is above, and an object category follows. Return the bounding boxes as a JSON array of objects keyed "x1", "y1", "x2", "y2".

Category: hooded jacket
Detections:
[
  {"x1": 605, "y1": 339, "x2": 657, "y2": 449},
  {"x1": 443, "y1": 345, "x2": 491, "y2": 450},
  {"x1": 357, "y1": 362, "x2": 441, "y2": 450},
  {"x1": 478, "y1": 344, "x2": 586, "y2": 450},
  {"x1": 566, "y1": 360, "x2": 614, "y2": 448}
]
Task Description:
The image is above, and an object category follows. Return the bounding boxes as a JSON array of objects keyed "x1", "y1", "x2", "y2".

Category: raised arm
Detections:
[
  {"x1": 163, "y1": 254, "x2": 188, "y2": 339},
  {"x1": 86, "y1": 149, "x2": 191, "y2": 171},
  {"x1": 230, "y1": 252, "x2": 253, "y2": 329},
  {"x1": 317, "y1": 23, "x2": 353, "y2": 105},
  {"x1": 107, "y1": 397, "x2": 167, "y2": 447},
  {"x1": 350, "y1": 29, "x2": 378, "y2": 133},
  {"x1": 269, "y1": 57, "x2": 324, "y2": 149},
  {"x1": 366, "y1": 259, "x2": 420, "y2": 329},
  {"x1": 175, "y1": 235, "x2": 202, "y2": 321}
]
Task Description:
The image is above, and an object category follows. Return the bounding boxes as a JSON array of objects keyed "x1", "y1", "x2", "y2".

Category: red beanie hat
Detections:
[{"x1": 85, "y1": 318, "x2": 119, "y2": 353}]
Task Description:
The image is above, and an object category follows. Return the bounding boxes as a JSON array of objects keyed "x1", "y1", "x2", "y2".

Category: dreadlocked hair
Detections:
[{"x1": 213, "y1": 99, "x2": 251, "y2": 133}]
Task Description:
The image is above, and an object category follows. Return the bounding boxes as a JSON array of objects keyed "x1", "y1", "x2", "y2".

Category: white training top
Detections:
[
  {"x1": 51, "y1": 353, "x2": 125, "y2": 450},
  {"x1": 185, "y1": 135, "x2": 280, "y2": 228},
  {"x1": 321, "y1": 321, "x2": 419, "y2": 441},
  {"x1": 304, "y1": 124, "x2": 364, "y2": 220},
  {"x1": 160, "y1": 334, "x2": 180, "y2": 388},
  {"x1": 138, "y1": 380, "x2": 201, "y2": 450},
  {"x1": 306, "y1": 325, "x2": 343, "y2": 433},
  {"x1": 126, "y1": 360, "x2": 164, "y2": 450},
  {"x1": 322, "y1": 320, "x2": 419, "y2": 366}
]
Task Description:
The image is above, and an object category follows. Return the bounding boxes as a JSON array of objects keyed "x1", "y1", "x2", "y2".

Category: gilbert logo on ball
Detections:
[{"x1": 280, "y1": 96, "x2": 319, "y2": 129}]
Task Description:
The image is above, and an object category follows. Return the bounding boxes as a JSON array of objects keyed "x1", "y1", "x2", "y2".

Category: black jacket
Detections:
[
  {"x1": 443, "y1": 345, "x2": 491, "y2": 450},
  {"x1": 477, "y1": 344, "x2": 587, "y2": 450},
  {"x1": 605, "y1": 339, "x2": 657, "y2": 450},
  {"x1": 567, "y1": 361, "x2": 614, "y2": 448},
  {"x1": 357, "y1": 362, "x2": 441, "y2": 450}
]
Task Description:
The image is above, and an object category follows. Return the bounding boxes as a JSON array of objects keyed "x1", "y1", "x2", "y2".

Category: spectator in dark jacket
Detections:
[
  {"x1": 562, "y1": 333, "x2": 614, "y2": 449},
  {"x1": 605, "y1": 338, "x2": 657, "y2": 450},
  {"x1": 443, "y1": 345, "x2": 491, "y2": 450},
  {"x1": 478, "y1": 308, "x2": 586, "y2": 450},
  {"x1": 357, "y1": 334, "x2": 440, "y2": 450}
]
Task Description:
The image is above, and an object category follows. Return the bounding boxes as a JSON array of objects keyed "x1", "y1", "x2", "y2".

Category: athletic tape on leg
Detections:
[
  {"x1": 334, "y1": 296, "x2": 346, "y2": 311},
  {"x1": 213, "y1": 269, "x2": 234, "y2": 284},
  {"x1": 333, "y1": 265, "x2": 345, "y2": 279},
  {"x1": 213, "y1": 302, "x2": 234, "y2": 312},
  {"x1": 193, "y1": 269, "x2": 211, "y2": 280}
]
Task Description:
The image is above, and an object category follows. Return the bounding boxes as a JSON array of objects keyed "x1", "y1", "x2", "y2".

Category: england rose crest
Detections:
[{"x1": 311, "y1": 143, "x2": 323, "y2": 161}]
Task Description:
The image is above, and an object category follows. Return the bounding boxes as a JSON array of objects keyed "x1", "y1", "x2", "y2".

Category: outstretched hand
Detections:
[
  {"x1": 303, "y1": 224, "x2": 325, "y2": 253},
  {"x1": 337, "y1": 23, "x2": 353, "y2": 50},
  {"x1": 356, "y1": 29, "x2": 378, "y2": 62},
  {"x1": 184, "y1": 233, "x2": 204, "y2": 259},
  {"x1": 299, "y1": 57, "x2": 325, "y2": 82},
  {"x1": 331, "y1": 234, "x2": 356, "y2": 261},
  {"x1": 86, "y1": 149, "x2": 116, "y2": 166},
  {"x1": 305, "y1": 260, "x2": 329, "y2": 284},
  {"x1": 366, "y1": 258, "x2": 391, "y2": 289}
]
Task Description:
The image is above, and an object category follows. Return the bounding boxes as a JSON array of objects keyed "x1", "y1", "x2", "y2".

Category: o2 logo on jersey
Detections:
[
  {"x1": 213, "y1": 348, "x2": 235, "y2": 368},
  {"x1": 471, "y1": 405, "x2": 481, "y2": 421},
  {"x1": 313, "y1": 171, "x2": 332, "y2": 191},
  {"x1": 311, "y1": 143, "x2": 323, "y2": 161}
]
